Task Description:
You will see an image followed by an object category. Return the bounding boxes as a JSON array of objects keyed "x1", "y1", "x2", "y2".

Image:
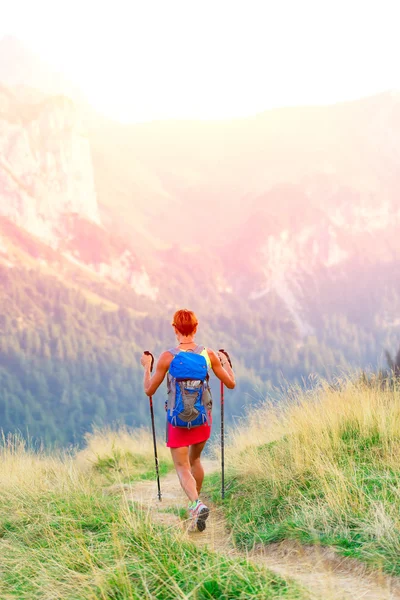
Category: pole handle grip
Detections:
[
  {"x1": 144, "y1": 350, "x2": 155, "y2": 372},
  {"x1": 219, "y1": 349, "x2": 232, "y2": 368}
]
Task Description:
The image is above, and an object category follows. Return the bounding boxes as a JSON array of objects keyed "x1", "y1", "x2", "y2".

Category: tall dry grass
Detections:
[
  {"x1": 0, "y1": 430, "x2": 302, "y2": 599},
  {"x1": 225, "y1": 378, "x2": 400, "y2": 480},
  {"x1": 211, "y1": 378, "x2": 400, "y2": 573},
  {"x1": 0, "y1": 433, "x2": 84, "y2": 494},
  {"x1": 77, "y1": 425, "x2": 171, "y2": 469}
]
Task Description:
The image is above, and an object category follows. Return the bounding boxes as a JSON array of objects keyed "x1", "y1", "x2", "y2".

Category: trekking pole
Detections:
[
  {"x1": 144, "y1": 351, "x2": 162, "y2": 501},
  {"x1": 219, "y1": 349, "x2": 232, "y2": 501}
]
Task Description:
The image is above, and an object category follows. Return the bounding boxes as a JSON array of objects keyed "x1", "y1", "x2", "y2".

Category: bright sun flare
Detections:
[{"x1": 2, "y1": 0, "x2": 400, "y2": 122}]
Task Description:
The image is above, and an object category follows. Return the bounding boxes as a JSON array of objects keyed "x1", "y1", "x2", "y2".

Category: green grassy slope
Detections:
[
  {"x1": 207, "y1": 380, "x2": 400, "y2": 576},
  {"x1": 0, "y1": 432, "x2": 304, "y2": 600}
]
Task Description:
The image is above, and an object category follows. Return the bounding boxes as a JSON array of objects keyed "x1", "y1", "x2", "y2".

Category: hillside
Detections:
[
  {"x1": 2, "y1": 384, "x2": 400, "y2": 599},
  {"x1": 0, "y1": 429, "x2": 304, "y2": 599},
  {"x1": 1, "y1": 37, "x2": 400, "y2": 444},
  {"x1": 208, "y1": 379, "x2": 400, "y2": 581}
]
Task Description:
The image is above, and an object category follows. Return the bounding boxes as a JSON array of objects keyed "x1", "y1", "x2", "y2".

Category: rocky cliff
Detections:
[
  {"x1": 0, "y1": 87, "x2": 99, "y2": 241},
  {"x1": 0, "y1": 85, "x2": 157, "y2": 299},
  {"x1": 2, "y1": 34, "x2": 400, "y2": 331}
]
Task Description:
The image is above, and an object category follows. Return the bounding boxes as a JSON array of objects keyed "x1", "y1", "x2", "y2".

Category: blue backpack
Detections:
[{"x1": 166, "y1": 345, "x2": 212, "y2": 429}]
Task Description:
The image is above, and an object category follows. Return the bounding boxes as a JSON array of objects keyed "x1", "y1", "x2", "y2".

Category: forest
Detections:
[{"x1": 0, "y1": 264, "x2": 398, "y2": 445}]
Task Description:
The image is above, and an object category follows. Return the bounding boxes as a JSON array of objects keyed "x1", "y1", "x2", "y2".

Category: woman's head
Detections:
[{"x1": 172, "y1": 309, "x2": 198, "y2": 338}]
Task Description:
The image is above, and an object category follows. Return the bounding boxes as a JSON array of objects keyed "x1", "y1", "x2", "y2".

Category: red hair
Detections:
[{"x1": 172, "y1": 309, "x2": 198, "y2": 336}]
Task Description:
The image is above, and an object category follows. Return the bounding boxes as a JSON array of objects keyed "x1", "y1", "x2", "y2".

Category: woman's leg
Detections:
[
  {"x1": 189, "y1": 441, "x2": 207, "y2": 494},
  {"x1": 170, "y1": 446, "x2": 198, "y2": 503}
]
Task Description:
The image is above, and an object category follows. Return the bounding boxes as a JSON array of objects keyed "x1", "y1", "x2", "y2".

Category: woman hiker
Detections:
[{"x1": 140, "y1": 309, "x2": 235, "y2": 532}]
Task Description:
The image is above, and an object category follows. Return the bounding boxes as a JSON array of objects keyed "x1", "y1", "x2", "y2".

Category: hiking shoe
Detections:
[{"x1": 189, "y1": 500, "x2": 210, "y2": 532}]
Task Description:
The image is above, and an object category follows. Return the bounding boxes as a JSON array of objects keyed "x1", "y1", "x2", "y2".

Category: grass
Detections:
[
  {"x1": 160, "y1": 506, "x2": 189, "y2": 520},
  {"x1": 92, "y1": 448, "x2": 170, "y2": 484},
  {"x1": 77, "y1": 426, "x2": 173, "y2": 486},
  {"x1": 208, "y1": 379, "x2": 400, "y2": 576},
  {"x1": 0, "y1": 431, "x2": 304, "y2": 599}
]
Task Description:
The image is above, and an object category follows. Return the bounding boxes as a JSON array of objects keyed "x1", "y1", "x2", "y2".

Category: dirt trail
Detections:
[{"x1": 124, "y1": 460, "x2": 400, "y2": 600}]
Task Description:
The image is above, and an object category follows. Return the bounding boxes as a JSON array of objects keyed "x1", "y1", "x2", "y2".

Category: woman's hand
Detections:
[
  {"x1": 209, "y1": 349, "x2": 235, "y2": 389},
  {"x1": 141, "y1": 353, "x2": 153, "y2": 369},
  {"x1": 142, "y1": 351, "x2": 171, "y2": 397},
  {"x1": 217, "y1": 350, "x2": 230, "y2": 368}
]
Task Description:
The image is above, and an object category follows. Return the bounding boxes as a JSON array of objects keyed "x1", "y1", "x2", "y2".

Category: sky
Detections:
[{"x1": 1, "y1": 0, "x2": 400, "y2": 123}]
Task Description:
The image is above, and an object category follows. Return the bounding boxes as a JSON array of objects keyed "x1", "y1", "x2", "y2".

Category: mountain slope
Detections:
[
  {"x1": 0, "y1": 84, "x2": 158, "y2": 299},
  {"x1": 89, "y1": 92, "x2": 400, "y2": 246},
  {"x1": 1, "y1": 37, "x2": 400, "y2": 445},
  {"x1": 87, "y1": 91, "x2": 400, "y2": 338}
]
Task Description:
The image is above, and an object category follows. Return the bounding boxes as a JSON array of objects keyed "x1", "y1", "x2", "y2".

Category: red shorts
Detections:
[{"x1": 166, "y1": 413, "x2": 212, "y2": 448}]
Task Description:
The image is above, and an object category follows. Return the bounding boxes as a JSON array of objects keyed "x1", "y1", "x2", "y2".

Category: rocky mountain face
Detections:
[
  {"x1": 88, "y1": 90, "x2": 400, "y2": 273},
  {"x1": 0, "y1": 84, "x2": 157, "y2": 299},
  {"x1": 221, "y1": 170, "x2": 400, "y2": 335},
  {"x1": 101, "y1": 92, "x2": 400, "y2": 338},
  {"x1": 0, "y1": 87, "x2": 99, "y2": 238},
  {"x1": 1, "y1": 36, "x2": 400, "y2": 345}
]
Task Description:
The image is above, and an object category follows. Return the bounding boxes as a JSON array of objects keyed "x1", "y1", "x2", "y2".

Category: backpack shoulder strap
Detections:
[
  {"x1": 168, "y1": 347, "x2": 180, "y2": 357},
  {"x1": 192, "y1": 345, "x2": 205, "y2": 354}
]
